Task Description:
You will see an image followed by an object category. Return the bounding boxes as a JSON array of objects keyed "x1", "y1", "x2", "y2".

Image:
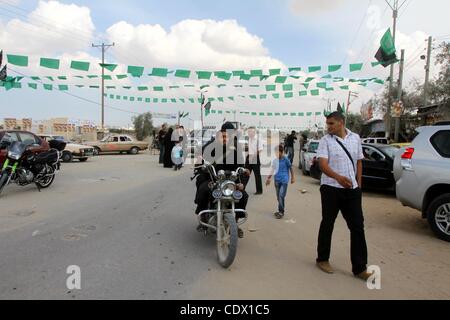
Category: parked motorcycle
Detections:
[
  {"x1": 192, "y1": 160, "x2": 248, "y2": 268},
  {"x1": 0, "y1": 135, "x2": 65, "y2": 196}
]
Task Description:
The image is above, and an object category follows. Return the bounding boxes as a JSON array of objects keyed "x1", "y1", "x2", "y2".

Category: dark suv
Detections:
[{"x1": 0, "y1": 131, "x2": 50, "y2": 166}]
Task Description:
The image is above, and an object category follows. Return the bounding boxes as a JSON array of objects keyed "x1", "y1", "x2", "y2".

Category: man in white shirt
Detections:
[
  {"x1": 245, "y1": 127, "x2": 264, "y2": 195},
  {"x1": 315, "y1": 112, "x2": 373, "y2": 281}
]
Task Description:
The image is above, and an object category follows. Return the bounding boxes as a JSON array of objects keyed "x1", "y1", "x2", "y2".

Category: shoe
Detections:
[
  {"x1": 254, "y1": 192, "x2": 263, "y2": 195},
  {"x1": 355, "y1": 270, "x2": 375, "y2": 281},
  {"x1": 238, "y1": 228, "x2": 244, "y2": 239},
  {"x1": 274, "y1": 212, "x2": 283, "y2": 219},
  {"x1": 316, "y1": 261, "x2": 334, "y2": 274}
]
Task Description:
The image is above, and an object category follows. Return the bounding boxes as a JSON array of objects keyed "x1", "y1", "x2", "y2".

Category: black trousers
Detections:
[
  {"x1": 195, "y1": 180, "x2": 248, "y2": 220},
  {"x1": 245, "y1": 155, "x2": 263, "y2": 194},
  {"x1": 317, "y1": 185, "x2": 368, "y2": 275}
]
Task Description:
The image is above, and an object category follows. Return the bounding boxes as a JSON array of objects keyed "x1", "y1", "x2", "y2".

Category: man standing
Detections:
[
  {"x1": 158, "y1": 124, "x2": 168, "y2": 164},
  {"x1": 315, "y1": 112, "x2": 373, "y2": 281},
  {"x1": 245, "y1": 127, "x2": 264, "y2": 195},
  {"x1": 285, "y1": 131, "x2": 297, "y2": 164}
]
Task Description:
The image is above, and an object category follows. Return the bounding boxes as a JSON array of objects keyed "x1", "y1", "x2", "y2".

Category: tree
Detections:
[
  {"x1": 133, "y1": 112, "x2": 154, "y2": 141},
  {"x1": 346, "y1": 113, "x2": 364, "y2": 135}
]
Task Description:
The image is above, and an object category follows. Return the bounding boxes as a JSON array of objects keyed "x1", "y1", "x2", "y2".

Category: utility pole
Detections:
[
  {"x1": 346, "y1": 91, "x2": 359, "y2": 117},
  {"x1": 422, "y1": 36, "x2": 433, "y2": 125},
  {"x1": 384, "y1": 0, "x2": 408, "y2": 139},
  {"x1": 92, "y1": 42, "x2": 115, "y2": 129},
  {"x1": 394, "y1": 49, "x2": 405, "y2": 143}
]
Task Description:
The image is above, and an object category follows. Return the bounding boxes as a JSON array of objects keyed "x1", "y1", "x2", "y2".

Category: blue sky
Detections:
[{"x1": 1, "y1": 0, "x2": 448, "y2": 128}]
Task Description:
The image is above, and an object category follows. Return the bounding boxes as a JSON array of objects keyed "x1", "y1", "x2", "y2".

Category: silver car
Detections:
[
  {"x1": 394, "y1": 125, "x2": 450, "y2": 242},
  {"x1": 300, "y1": 140, "x2": 320, "y2": 175}
]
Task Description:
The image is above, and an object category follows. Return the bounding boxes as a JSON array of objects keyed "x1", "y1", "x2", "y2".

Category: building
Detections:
[{"x1": 1, "y1": 117, "x2": 98, "y2": 141}]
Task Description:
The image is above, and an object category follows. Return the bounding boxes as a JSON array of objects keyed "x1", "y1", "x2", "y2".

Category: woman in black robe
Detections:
[{"x1": 163, "y1": 128, "x2": 175, "y2": 168}]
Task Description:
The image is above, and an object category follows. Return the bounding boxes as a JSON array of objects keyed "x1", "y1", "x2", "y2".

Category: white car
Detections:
[
  {"x1": 40, "y1": 135, "x2": 94, "y2": 163},
  {"x1": 300, "y1": 140, "x2": 320, "y2": 175},
  {"x1": 394, "y1": 125, "x2": 450, "y2": 242}
]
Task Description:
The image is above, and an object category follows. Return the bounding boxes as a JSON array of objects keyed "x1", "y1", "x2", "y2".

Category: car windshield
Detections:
[
  {"x1": 379, "y1": 146, "x2": 399, "y2": 159},
  {"x1": 308, "y1": 142, "x2": 319, "y2": 153}
]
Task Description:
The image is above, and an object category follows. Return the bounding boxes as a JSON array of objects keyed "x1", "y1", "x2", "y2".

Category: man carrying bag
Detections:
[{"x1": 315, "y1": 112, "x2": 373, "y2": 281}]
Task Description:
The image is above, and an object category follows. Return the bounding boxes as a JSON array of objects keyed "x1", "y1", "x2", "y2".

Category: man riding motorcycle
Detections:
[{"x1": 194, "y1": 122, "x2": 251, "y2": 238}]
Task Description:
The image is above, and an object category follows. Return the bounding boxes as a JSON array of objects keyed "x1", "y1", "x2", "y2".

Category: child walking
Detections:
[
  {"x1": 171, "y1": 137, "x2": 185, "y2": 171},
  {"x1": 266, "y1": 144, "x2": 296, "y2": 219}
]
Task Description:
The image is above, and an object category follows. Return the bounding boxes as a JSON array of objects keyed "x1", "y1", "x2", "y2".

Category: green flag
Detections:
[
  {"x1": 283, "y1": 84, "x2": 293, "y2": 91},
  {"x1": 275, "y1": 76, "x2": 287, "y2": 84},
  {"x1": 269, "y1": 69, "x2": 281, "y2": 76},
  {"x1": 375, "y1": 28, "x2": 398, "y2": 67},
  {"x1": 328, "y1": 65, "x2": 342, "y2": 72},
  {"x1": 71, "y1": 60, "x2": 90, "y2": 71},
  {"x1": 150, "y1": 68, "x2": 168, "y2": 77},
  {"x1": 196, "y1": 71, "x2": 212, "y2": 80},
  {"x1": 58, "y1": 85, "x2": 69, "y2": 91},
  {"x1": 7, "y1": 54, "x2": 28, "y2": 67},
  {"x1": 266, "y1": 85, "x2": 276, "y2": 92},
  {"x1": 175, "y1": 69, "x2": 191, "y2": 78},
  {"x1": 308, "y1": 66, "x2": 321, "y2": 73},
  {"x1": 40, "y1": 58, "x2": 60, "y2": 69},
  {"x1": 128, "y1": 66, "x2": 144, "y2": 77},
  {"x1": 349, "y1": 63, "x2": 363, "y2": 72},
  {"x1": 100, "y1": 63, "x2": 118, "y2": 72}
]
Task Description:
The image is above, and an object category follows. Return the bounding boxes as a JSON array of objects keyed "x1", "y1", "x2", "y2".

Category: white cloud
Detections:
[
  {"x1": 0, "y1": 0, "x2": 95, "y2": 56},
  {"x1": 106, "y1": 19, "x2": 284, "y2": 70}
]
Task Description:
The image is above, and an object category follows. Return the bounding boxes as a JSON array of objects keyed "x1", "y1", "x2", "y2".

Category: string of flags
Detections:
[{"x1": 4, "y1": 53, "x2": 391, "y2": 83}]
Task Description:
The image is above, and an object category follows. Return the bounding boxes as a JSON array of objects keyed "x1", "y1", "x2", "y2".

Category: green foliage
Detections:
[{"x1": 133, "y1": 112, "x2": 154, "y2": 141}]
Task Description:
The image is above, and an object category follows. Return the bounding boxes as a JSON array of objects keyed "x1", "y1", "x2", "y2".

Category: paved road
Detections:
[{"x1": 0, "y1": 153, "x2": 449, "y2": 300}]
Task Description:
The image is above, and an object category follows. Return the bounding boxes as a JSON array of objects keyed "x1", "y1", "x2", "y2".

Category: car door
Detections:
[
  {"x1": 120, "y1": 136, "x2": 132, "y2": 151},
  {"x1": 362, "y1": 145, "x2": 392, "y2": 189}
]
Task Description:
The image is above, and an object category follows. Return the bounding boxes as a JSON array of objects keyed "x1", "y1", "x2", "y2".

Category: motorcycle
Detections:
[
  {"x1": 0, "y1": 135, "x2": 65, "y2": 196},
  {"x1": 192, "y1": 160, "x2": 248, "y2": 268}
]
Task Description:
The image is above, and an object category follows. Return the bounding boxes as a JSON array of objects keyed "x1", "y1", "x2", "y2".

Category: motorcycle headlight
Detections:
[
  {"x1": 8, "y1": 151, "x2": 21, "y2": 160},
  {"x1": 221, "y1": 181, "x2": 236, "y2": 197}
]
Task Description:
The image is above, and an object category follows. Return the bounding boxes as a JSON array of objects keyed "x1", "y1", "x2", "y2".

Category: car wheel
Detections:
[
  {"x1": 427, "y1": 193, "x2": 450, "y2": 242},
  {"x1": 79, "y1": 158, "x2": 88, "y2": 162},
  {"x1": 129, "y1": 147, "x2": 139, "y2": 155},
  {"x1": 62, "y1": 151, "x2": 73, "y2": 163}
]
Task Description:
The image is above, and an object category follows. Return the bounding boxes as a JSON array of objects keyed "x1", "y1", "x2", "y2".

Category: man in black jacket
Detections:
[{"x1": 194, "y1": 122, "x2": 251, "y2": 238}]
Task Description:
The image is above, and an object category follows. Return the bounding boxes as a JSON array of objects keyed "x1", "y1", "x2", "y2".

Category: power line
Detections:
[
  {"x1": 342, "y1": 0, "x2": 373, "y2": 65},
  {"x1": 6, "y1": 67, "x2": 141, "y2": 116}
]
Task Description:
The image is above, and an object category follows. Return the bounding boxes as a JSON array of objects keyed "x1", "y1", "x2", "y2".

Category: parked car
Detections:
[
  {"x1": 308, "y1": 143, "x2": 398, "y2": 191},
  {"x1": 361, "y1": 143, "x2": 398, "y2": 190},
  {"x1": 39, "y1": 135, "x2": 94, "y2": 163},
  {"x1": 299, "y1": 140, "x2": 320, "y2": 175},
  {"x1": 394, "y1": 125, "x2": 450, "y2": 242},
  {"x1": 362, "y1": 137, "x2": 389, "y2": 145},
  {"x1": 0, "y1": 130, "x2": 49, "y2": 166},
  {"x1": 86, "y1": 135, "x2": 149, "y2": 155}
]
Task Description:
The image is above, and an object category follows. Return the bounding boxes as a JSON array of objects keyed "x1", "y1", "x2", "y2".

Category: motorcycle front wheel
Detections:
[
  {"x1": 217, "y1": 213, "x2": 238, "y2": 268},
  {"x1": 36, "y1": 165, "x2": 56, "y2": 189},
  {"x1": 0, "y1": 172, "x2": 10, "y2": 195}
]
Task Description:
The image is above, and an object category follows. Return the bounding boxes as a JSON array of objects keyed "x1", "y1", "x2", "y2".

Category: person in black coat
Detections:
[{"x1": 163, "y1": 128, "x2": 175, "y2": 168}]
